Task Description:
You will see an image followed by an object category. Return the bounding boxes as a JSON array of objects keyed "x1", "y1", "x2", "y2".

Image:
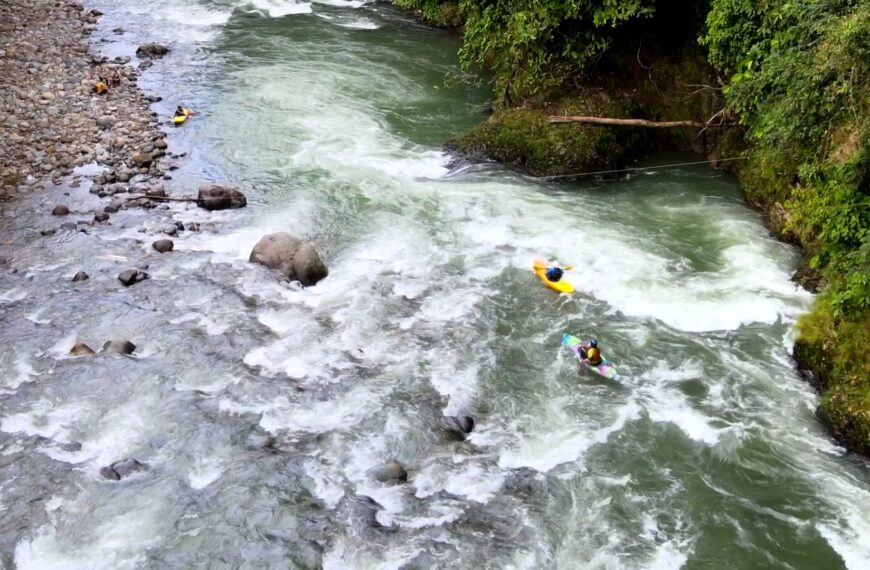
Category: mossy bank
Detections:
[{"x1": 393, "y1": 0, "x2": 870, "y2": 455}]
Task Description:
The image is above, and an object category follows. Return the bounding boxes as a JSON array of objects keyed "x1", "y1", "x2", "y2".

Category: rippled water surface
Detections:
[{"x1": 2, "y1": 1, "x2": 869, "y2": 568}]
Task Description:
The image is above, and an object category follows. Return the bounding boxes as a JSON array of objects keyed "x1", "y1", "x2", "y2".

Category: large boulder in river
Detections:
[
  {"x1": 368, "y1": 462, "x2": 408, "y2": 483},
  {"x1": 197, "y1": 185, "x2": 247, "y2": 211},
  {"x1": 249, "y1": 232, "x2": 328, "y2": 286},
  {"x1": 135, "y1": 43, "x2": 169, "y2": 58}
]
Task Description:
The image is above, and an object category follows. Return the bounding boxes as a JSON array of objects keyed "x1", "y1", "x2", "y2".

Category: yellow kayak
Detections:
[
  {"x1": 172, "y1": 109, "x2": 192, "y2": 125},
  {"x1": 533, "y1": 259, "x2": 574, "y2": 293}
]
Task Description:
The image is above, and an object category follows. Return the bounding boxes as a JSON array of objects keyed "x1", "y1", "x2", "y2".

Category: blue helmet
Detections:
[{"x1": 589, "y1": 339, "x2": 598, "y2": 348}]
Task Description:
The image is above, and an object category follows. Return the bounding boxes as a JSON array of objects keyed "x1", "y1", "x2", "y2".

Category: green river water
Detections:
[{"x1": 1, "y1": 1, "x2": 868, "y2": 568}]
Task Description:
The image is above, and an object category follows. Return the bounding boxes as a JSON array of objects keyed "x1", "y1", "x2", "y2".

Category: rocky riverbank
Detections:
[{"x1": 0, "y1": 0, "x2": 175, "y2": 210}]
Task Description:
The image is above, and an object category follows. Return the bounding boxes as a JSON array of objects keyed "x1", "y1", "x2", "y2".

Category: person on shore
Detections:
[
  {"x1": 94, "y1": 78, "x2": 108, "y2": 95},
  {"x1": 110, "y1": 69, "x2": 121, "y2": 87}
]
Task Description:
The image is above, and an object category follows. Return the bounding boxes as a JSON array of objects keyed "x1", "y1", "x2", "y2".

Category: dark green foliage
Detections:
[
  {"x1": 392, "y1": 0, "x2": 462, "y2": 27},
  {"x1": 447, "y1": 93, "x2": 650, "y2": 176},
  {"x1": 394, "y1": 1, "x2": 658, "y2": 105},
  {"x1": 707, "y1": 0, "x2": 870, "y2": 451}
]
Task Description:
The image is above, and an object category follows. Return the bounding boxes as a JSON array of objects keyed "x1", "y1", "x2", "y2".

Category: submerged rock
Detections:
[
  {"x1": 152, "y1": 239, "x2": 173, "y2": 253},
  {"x1": 197, "y1": 185, "x2": 247, "y2": 211},
  {"x1": 51, "y1": 205, "x2": 69, "y2": 216},
  {"x1": 249, "y1": 232, "x2": 328, "y2": 286},
  {"x1": 100, "y1": 458, "x2": 147, "y2": 480},
  {"x1": 102, "y1": 340, "x2": 136, "y2": 355},
  {"x1": 94, "y1": 212, "x2": 110, "y2": 223},
  {"x1": 69, "y1": 342, "x2": 95, "y2": 356},
  {"x1": 118, "y1": 268, "x2": 148, "y2": 286},
  {"x1": 441, "y1": 416, "x2": 475, "y2": 439},
  {"x1": 368, "y1": 462, "x2": 408, "y2": 483},
  {"x1": 72, "y1": 271, "x2": 89, "y2": 282}
]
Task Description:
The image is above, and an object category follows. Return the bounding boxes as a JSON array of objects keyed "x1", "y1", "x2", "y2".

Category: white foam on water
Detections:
[
  {"x1": 43, "y1": 330, "x2": 80, "y2": 360},
  {"x1": 303, "y1": 459, "x2": 346, "y2": 508},
  {"x1": 312, "y1": 0, "x2": 368, "y2": 8},
  {"x1": 322, "y1": 537, "x2": 422, "y2": 570},
  {"x1": 387, "y1": 502, "x2": 465, "y2": 529},
  {"x1": 168, "y1": 311, "x2": 230, "y2": 336},
  {"x1": 5, "y1": 356, "x2": 37, "y2": 390},
  {"x1": 41, "y1": 397, "x2": 158, "y2": 469},
  {"x1": 1, "y1": 399, "x2": 81, "y2": 443},
  {"x1": 333, "y1": 17, "x2": 379, "y2": 30},
  {"x1": 0, "y1": 288, "x2": 27, "y2": 303},
  {"x1": 414, "y1": 460, "x2": 505, "y2": 504},
  {"x1": 15, "y1": 502, "x2": 164, "y2": 570},
  {"x1": 245, "y1": 0, "x2": 313, "y2": 17},
  {"x1": 427, "y1": 359, "x2": 479, "y2": 416},
  {"x1": 104, "y1": 0, "x2": 232, "y2": 43},
  {"x1": 25, "y1": 306, "x2": 52, "y2": 324},
  {"x1": 259, "y1": 384, "x2": 382, "y2": 433},
  {"x1": 638, "y1": 360, "x2": 730, "y2": 446},
  {"x1": 498, "y1": 400, "x2": 641, "y2": 472},
  {"x1": 187, "y1": 456, "x2": 225, "y2": 490}
]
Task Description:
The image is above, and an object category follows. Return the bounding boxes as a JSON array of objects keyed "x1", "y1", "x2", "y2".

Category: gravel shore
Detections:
[{"x1": 0, "y1": 0, "x2": 169, "y2": 202}]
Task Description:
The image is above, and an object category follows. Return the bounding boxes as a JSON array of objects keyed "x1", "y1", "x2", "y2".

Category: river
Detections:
[{"x1": 2, "y1": 1, "x2": 869, "y2": 568}]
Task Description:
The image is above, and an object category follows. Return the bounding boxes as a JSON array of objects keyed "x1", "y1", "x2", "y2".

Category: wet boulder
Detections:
[
  {"x1": 72, "y1": 271, "x2": 90, "y2": 282},
  {"x1": 100, "y1": 458, "x2": 147, "y2": 480},
  {"x1": 102, "y1": 340, "x2": 136, "y2": 355},
  {"x1": 197, "y1": 185, "x2": 247, "y2": 211},
  {"x1": 69, "y1": 342, "x2": 95, "y2": 356},
  {"x1": 94, "y1": 212, "x2": 110, "y2": 223},
  {"x1": 441, "y1": 416, "x2": 475, "y2": 439},
  {"x1": 152, "y1": 239, "x2": 173, "y2": 253},
  {"x1": 368, "y1": 462, "x2": 408, "y2": 483},
  {"x1": 249, "y1": 232, "x2": 328, "y2": 286},
  {"x1": 135, "y1": 43, "x2": 169, "y2": 58},
  {"x1": 118, "y1": 268, "x2": 148, "y2": 286},
  {"x1": 51, "y1": 205, "x2": 69, "y2": 216}
]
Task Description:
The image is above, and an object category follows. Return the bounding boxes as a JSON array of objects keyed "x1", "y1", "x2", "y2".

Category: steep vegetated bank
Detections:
[{"x1": 394, "y1": 0, "x2": 870, "y2": 454}]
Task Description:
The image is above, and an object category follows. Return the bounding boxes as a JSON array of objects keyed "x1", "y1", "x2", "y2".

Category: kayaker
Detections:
[
  {"x1": 582, "y1": 339, "x2": 603, "y2": 366},
  {"x1": 545, "y1": 266, "x2": 564, "y2": 282},
  {"x1": 174, "y1": 105, "x2": 187, "y2": 118}
]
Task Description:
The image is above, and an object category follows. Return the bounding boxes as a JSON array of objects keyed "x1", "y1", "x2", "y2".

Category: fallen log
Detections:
[{"x1": 548, "y1": 116, "x2": 708, "y2": 128}]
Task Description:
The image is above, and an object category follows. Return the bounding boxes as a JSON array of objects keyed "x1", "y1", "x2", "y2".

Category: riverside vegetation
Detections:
[{"x1": 394, "y1": 0, "x2": 870, "y2": 454}]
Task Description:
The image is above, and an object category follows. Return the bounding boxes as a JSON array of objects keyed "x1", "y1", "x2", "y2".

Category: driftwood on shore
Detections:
[
  {"x1": 548, "y1": 116, "x2": 710, "y2": 128},
  {"x1": 126, "y1": 194, "x2": 197, "y2": 203}
]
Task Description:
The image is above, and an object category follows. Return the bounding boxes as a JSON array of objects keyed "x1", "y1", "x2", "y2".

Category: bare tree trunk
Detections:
[{"x1": 548, "y1": 116, "x2": 708, "y2": 128}]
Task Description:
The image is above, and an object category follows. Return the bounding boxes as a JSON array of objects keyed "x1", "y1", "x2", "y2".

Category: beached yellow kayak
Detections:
[{"x1": 533, "y1": 259, "x2": 574, "y2": 293}]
